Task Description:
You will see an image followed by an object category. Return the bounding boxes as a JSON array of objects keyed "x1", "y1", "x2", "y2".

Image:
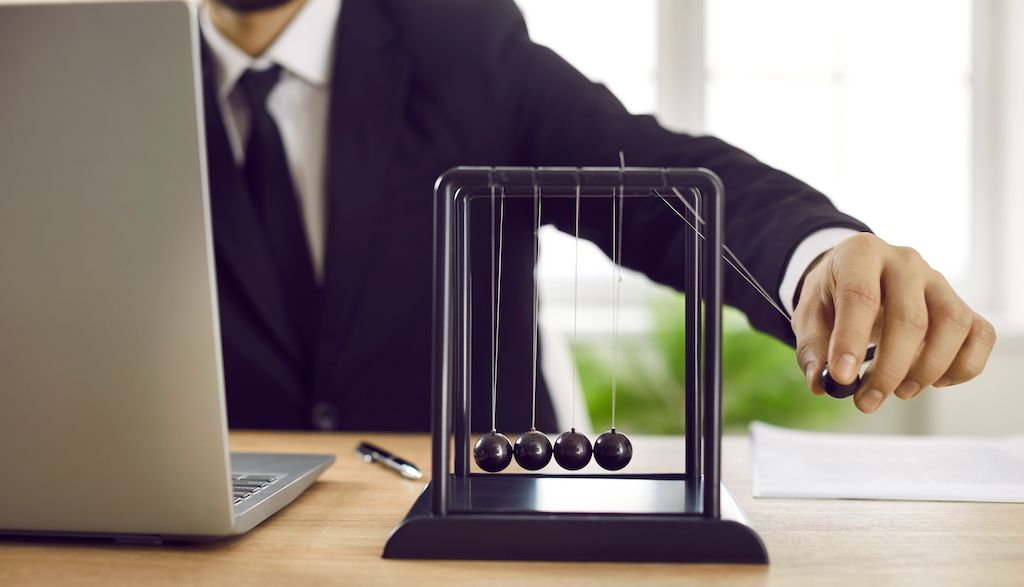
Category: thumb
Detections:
[{"x1": 793, "y1": 298, "x2": 832, "y2": 396}]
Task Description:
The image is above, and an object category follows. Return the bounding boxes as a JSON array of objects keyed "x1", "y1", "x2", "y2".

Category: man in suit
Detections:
[{"x1": 200, "y1": 0, "x2": 995, "y2": 432}]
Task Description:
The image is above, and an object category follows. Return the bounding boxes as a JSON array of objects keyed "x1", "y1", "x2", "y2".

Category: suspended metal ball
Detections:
[
  {"x1": 513, "y1": 428, "x2": 553, "y2": 470},
  {"x1": 820, "y1": 365, "x2": 859, "y2": 399},
  {"x1": 553, "y1": 428, "x2": 592, "y2": 471},
  {"x1": 473, "y1": 431, "x2": 512, "y2": 472},
  {"x1": 594, "y1": 429, "x2": 633, "y2": 471}
]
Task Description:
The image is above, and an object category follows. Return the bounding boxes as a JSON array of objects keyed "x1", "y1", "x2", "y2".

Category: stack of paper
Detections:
[{"x1": 751, "y1": 421, "x2": 1024, "y2": 502}]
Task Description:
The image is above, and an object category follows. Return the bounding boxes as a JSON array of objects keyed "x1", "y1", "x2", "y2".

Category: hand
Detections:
[{"x1": 792, "y1": 233, "x2": 996, "y2": 414}]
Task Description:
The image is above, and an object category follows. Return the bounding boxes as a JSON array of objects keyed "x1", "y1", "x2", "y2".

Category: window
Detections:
[
  {"x1": 516, "y1": 0, "x2": 658, "y2": 115},
  {"x1": 520, "y1": 0, "x2": 976, "y2": 293},
  {"x1": 705, "y1": 0, "x2": 972, "y2": 285},
  {"x1": 517, "y1": 0, "x2": 660, "y2": 309}
]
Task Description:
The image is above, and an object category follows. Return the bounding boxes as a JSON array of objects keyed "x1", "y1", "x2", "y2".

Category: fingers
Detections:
[
  {"x1": 934, "y1": 314, "x2": 997, "y2": 387},
  {"x1": 827, "y1": 236, "x2": 884, "y2": 385},
  {"x1": 894, "y1": 276, "x2": 972, "y2": 399},
  {"x1": 792, "y1": 234, "x2": 995, "y2": 410},
  {"x1": 854, "y1": 248, "x2": 929, "y2": 413}
]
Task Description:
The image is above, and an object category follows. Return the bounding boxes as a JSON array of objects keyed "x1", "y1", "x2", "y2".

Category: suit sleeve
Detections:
[{"x1": 488, "y1": 1, "x2": 871, "y2": 345}]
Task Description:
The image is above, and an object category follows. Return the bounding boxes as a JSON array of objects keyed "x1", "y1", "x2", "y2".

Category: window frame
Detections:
[{"x1": 656, "y1": 0, "x2": 1016, "y2": 322}]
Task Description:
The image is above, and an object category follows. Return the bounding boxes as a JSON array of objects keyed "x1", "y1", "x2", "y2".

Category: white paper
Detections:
[{"x1": 751, "y1": 421, "x2": 1024, "y2": 502}]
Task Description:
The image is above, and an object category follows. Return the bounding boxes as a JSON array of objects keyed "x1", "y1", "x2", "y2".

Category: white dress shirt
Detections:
[
  {"x1": 200, "y1": 0, "x2": 342, "y2": 281},
  {"x1": 200, "y1": 0, "x2": 857, "y2": 320}
]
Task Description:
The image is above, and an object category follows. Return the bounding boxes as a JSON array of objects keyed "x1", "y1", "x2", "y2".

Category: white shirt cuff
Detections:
[{"x1": 779, "y1": 228, "x2": 863, "y2": 315}]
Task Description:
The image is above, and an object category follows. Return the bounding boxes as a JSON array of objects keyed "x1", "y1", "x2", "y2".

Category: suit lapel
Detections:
[
  {"x1": 200, "y1": 44, "x2": 302, "y2": 363},
  {"x1": 315, "y1": 0, "x2": 412, "y2": 386}
]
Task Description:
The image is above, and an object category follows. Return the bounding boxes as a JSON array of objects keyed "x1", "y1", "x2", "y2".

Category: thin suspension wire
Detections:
[
  {"x1": 610, "y1": 184, "x2": 624, "y2": 431},
  {"x1": 490, "y1": 186, "x2": 507, "y2": 432},
  {"x1": 667, "y1": 186, "x2": 790, "y2": 322},
  {"x1": 530, "y1": 185, "x2": 542, "y2": 429},
  {"x1": 570, "y1": 182, "x2": 581, "y2": 431},
  {"x1": 669, "y1": 187, "x2": 770, "y2": 311},
  {"x1": 654, "y1": 188, "x2": 792, "y2": 325},
  {"x1": 617, "y1": 184, "x2": 625, "y2": 425},
  {"x1": 657, "y1": 189, "x2": 786, "y2": 321},
  {"x1": 612, "y1": 151, "x2": 627, "y2": 431},
  {"x1": 489, "y1": 184, "x2": 495, "y2": 432}
]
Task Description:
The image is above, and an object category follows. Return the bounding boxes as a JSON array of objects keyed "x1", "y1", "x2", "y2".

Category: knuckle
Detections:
[
  {"x1": 795, "y1": 339, "x2": 824, "y2": 368},
  {"x1": 932, "y1": 303, "x2": 973, "y2": 333},
  {"x1": 871, "y1": 363, "x2": 907, "y2": 389},
  {"x1": 836, "y1": 282, "x2": 880, "y2": 312},
  {"x1": 896, "y1": 246, "x2": 925, "y2": 265},
  {"x1": 952, "y1": 360, "x2": 984, "y2": 382},
  {"x1": 930, "y1": 268, "x2": 952, "y2": 288},
  {"x1": 911, "y1": 356, "x2": 952, "y2": 384},
  {"x1": 836, "y1": 233, "x2": 880, "y2": 258},
  {"x1": 892, "y1": 309, "x2": 929, "y2": 337},
  {"x1": 974, "y1": 318, "x2": 997, "y2": 345},
  {"x1": 962, "y1": 361, "x2": 984, "y2": 380},
  {"x1": 847, "y1": 232, "x2": 881, "y2": 249}
]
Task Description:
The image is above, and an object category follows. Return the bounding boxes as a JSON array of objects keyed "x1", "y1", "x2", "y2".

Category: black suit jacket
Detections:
[{"x1": 200, "y1": 0, "x2": 870, "y2": 432}]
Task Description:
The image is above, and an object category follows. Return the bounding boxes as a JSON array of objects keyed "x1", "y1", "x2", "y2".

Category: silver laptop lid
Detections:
[{"x1": 0, "y1": 0, "x2": 235, "y2": 536}]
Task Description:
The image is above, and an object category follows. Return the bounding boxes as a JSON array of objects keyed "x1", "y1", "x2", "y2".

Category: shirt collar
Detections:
[{"x1": 200, "y1": 0, "x2": 341, "y2": 100}]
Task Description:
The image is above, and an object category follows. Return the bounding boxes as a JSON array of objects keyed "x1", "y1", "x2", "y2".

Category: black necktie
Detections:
[{"x1": 237, "y1": 65, "x2": 319, "y2": 364}]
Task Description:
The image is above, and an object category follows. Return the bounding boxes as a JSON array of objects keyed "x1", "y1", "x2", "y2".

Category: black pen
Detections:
[{"x1": 356, "y1": 441, "x2": 423, "y2": 480}]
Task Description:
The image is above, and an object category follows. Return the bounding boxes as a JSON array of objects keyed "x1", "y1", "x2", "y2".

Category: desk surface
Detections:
[{"x1": 2, "y1": 432, "x2": 1022, "y2": 586}]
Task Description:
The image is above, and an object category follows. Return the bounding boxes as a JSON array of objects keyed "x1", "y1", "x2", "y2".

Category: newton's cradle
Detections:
[{"x1": 384, "y1": 167, "x2": 769, "y2": 563}]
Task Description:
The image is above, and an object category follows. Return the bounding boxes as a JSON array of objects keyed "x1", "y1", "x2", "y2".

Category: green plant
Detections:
[{"x1": 576, "y1": 290, "x2": 849, "y2": 434}]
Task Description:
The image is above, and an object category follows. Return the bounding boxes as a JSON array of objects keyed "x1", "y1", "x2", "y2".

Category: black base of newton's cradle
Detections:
[{"x1": 384, "y1": 474, "x2": 768, "y2": 563}]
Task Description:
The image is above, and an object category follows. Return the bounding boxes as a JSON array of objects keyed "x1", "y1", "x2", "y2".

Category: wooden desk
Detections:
[{"x1": 1, "y1": 432, "x2": 1022, "y2": 586}]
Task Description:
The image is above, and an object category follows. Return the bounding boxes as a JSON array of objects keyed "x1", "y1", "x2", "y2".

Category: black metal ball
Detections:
[
  {"x1": 513, "y1": 428, "x2": 553, "y2": 470},
  {"x1": 473, "y1": 431, "x2": 512, "y2": 472},
  {"x1": 594, "y1": 429, "x2": 633, "y2": 471},
  {"x1": 553, "y1": 428, "x2": 592, "y2": 471},
  {"x1": 821, "y1": 365, "x2": 859, "y2": 399}
]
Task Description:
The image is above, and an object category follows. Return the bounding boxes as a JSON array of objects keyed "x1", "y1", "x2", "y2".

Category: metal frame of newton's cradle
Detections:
[{"x1": 383, "y1": 167, "x2": 768, "y2": 564}]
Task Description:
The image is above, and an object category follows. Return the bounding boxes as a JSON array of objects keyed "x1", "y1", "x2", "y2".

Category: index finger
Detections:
[{"x1": 827, "y1": 252, "x2": 882, "y2": 385}]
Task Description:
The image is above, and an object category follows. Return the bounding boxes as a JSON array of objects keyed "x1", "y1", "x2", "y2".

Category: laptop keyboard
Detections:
[{"x1": 232, "y1": 474, "x2": 279, "y2": 504}]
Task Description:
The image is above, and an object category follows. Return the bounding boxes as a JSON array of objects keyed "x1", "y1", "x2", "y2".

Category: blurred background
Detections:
[{"x1": 514, "y1": 0, "x2": 1024, "y2": 436}]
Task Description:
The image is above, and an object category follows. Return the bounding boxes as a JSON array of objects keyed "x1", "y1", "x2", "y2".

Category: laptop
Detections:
[{"x1": 0, "y1": 0, "x2": 334, "y2": 542}]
